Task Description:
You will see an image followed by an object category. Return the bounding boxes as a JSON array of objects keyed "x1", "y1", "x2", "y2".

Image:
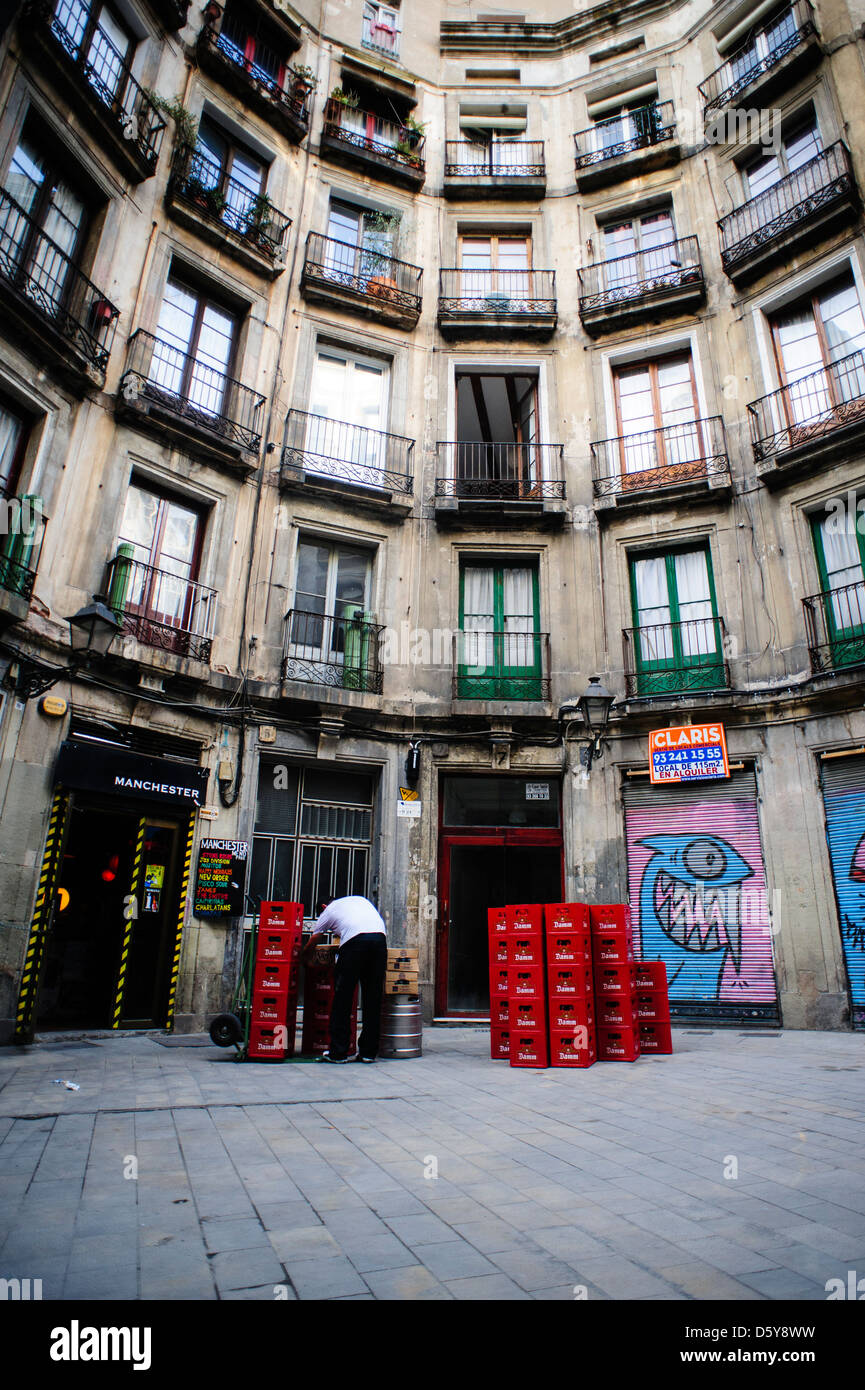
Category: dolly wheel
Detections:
[{"x1": 209, "y1": 1013, "x2": 243, "y2": 1047}]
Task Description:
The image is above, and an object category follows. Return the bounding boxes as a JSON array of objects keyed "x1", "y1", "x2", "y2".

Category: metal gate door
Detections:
[{"x1": 819, "y1": 753, "x2": 865, "y2": 1031}]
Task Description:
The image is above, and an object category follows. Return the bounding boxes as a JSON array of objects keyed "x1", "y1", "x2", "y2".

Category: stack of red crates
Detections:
[
  {"x1": 507, "y1": 905, "x2": 548, "y2": 1068},
  {"x1": 300, "y1": 956, "x2": 358, "y2": 1057},
  {"x1": 591, "y1": 904, "x2": 640, "y2": 1061},
  {"x1": 546, "y1": 903, "x2": 595, "y2": 1068},
  {"x1": 247, "y1": 901, "x2": 303, "y2": 1061},
  {"x1": 633, "y1": 960, "x2": 673, "y2": 1054},
  {"x1": 488, "y1": 907, "x2": 511, "y2": 1060}
]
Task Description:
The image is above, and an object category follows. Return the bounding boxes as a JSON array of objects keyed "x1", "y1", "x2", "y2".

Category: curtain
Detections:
[
  {"x1": 462, "y1": 567, "x2": 494, "y2": 671},
  {"x1": 634, "y1": 556, "x2": 673, "y2": 662},
  {"x1": 0, "y1": 404, "x2": 23, "y2": 497},
  {"x1": 819, "y1": 518, "x2": 865, "y2": 632},
  {"x1": 503, "y1": 567, "x2": 533, "y2": 667},
  {"x1": 674, "y1": 550, "x2": 715, "y2": 656}
]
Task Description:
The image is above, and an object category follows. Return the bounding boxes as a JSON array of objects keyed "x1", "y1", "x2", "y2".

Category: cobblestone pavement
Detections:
[{"x1": 0, "y1": 1026, "x2": 863, "y2": 1301}]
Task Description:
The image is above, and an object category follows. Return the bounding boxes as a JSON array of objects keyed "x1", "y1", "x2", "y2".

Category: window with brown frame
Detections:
[
  {"x1": 0, "y1": 397, "x2": 31, "y2": 500},
  {"x1": 458, "y1": 233, "x2": 531, "y2": 303},
  {"x1": 114, "y1": 480, "x2": 207, "y2": 649},
  {"x1": 149, "y1": 274, "x2": 240, "y2": 418},
  {"x1": 612, "y1": 352, "x2": 706, "y2": 489},
  {"x1": 768, "y1": 272, "x2": 865, "y2": 434}
]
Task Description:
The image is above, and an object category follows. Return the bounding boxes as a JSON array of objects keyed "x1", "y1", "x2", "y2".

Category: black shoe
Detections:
[
  {"x1": 316, "y1": 1051, "x2": 348, "y2": 1063},
  {"x1": 354, "y1": 1055, "x2": 376, "y2": 1064}
]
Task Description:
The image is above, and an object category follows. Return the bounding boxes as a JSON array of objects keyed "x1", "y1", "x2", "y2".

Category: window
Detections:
[
  {"x1": 217, "y1": 3, "x2": 289, "y2": 96},
  {"x1": 458, "y1": 561, "x2": 541, "y2": 699},
  {"x1": 0, "y1": 399, "x2": 29, "y2": 499},
  {"x1": 454, "y1": 370, "x2": 540, "y2": 496},
  {"x1": 304, "y1": 347, "x2": 390, "y2": 479},
  {"x1": 113, "y1": 482, "x2": 206, "y2": 642},
  {"x1": 726, "y1": 4, "x2": 800, "y2": 85},
  {"x1": 769, "y1": 272, "x2": 865, "y2": 428},
  {"x1": 589, "y1": 99, "x2": 664, "y2": 157},
  {"x1": 811, "y1": 512, "x2": 865, "y2": 667},
  {"x1": 744, "y1": 115, "x2": 821, "y2": 197},
  {"x1": 323, "y1": 200, "x2": 399, "y2": 285},
  {"x1": 612, "y1": 353, "x2": 705, "y2": 483},
  {"x1": 150, "y1": 276, "x2": 238, "y2": 417},
  {"x1": 189, "y1": 120, "x2": 267, "y2": 236},
  {"x1": 459, "y1": 234, "x2": 531, "y2": 302},
  {"x1": 601, "y1": 208, "x2": 677, "y2": 290},
  {"x1": 53, "y1": 0, "x2": 135, "y2": 105},
  {"x1": 3, "y1": 122, "x2": 89, "y2": 317},
  {"x1": 287, "y1": 539, "x2": 374, "y2": 681},
  {"x1": 363, "y1": 1, "x2": 400, "y2": 56},
  {"x1": 629, "y1": 547, "x2": 724, "y2": 694}
]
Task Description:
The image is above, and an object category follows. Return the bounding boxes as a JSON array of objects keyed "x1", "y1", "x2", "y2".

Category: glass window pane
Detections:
[
  {"x1": 255, "y1": 760, "x2": 299, "y2": 833},
  {"x1": 303, "y1": 767, "x2": 374, "y2": 803},
  {"x1": 249, "y1": 836, "x2": 272, "y2": 908}
]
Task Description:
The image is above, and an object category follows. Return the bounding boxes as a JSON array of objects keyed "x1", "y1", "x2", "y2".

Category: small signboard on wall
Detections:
[
  {"x1": 193, "y1": 839, "x2": 249, "y2": 917},
  {"x1": 649, "y1": 724, "x2": 730, "y2": 784}
]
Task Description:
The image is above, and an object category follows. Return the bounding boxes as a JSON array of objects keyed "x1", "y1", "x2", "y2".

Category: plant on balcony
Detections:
[
  {"x1": 329, "y1": 87, "x2": 360, "y2": 109},
  {"x1": 205, "y1": 186, "x2": 227, "y2": 217},
  {"x1": 291, "y1": 64, "x2": 318, "y2": 96},
  {"x1": 362, "y1": 210, "x2": 401, "y2": 300},
  {"x1": 399, "y1": 113, "x2": 427, "y2": 149},
  {"x1": 244, "y1": 191, "x2": 275, "y2": 247},
  {"x1": 144, "y1": 91, "x2": 198, "y2": 147}
]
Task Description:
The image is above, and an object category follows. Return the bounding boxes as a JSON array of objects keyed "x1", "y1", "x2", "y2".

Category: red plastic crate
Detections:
[
  {"x1": 597, "y1": 1024, "x2": 641, "y2": 1062},
  {"x1": 260, "y1": 901, "x2": 304, "y2": 931},
  {"x1": 508, "y1": 966, "x2": 546, "y2": 1000},
  {"x1": 506, "y1": 903, "x2": 544, "y2": 936},
  {"x1": 548, "y1": 964, "x2": 593, "y2": 999},
  {"x1": 257, "y1": 929, "x2": 297, "y2": 964},
  {"x1": 596, "y1": 993, "x2": 637, "y2": 1028},
  {"x1": 489, "y1": 936, "x2": 509, "y2": 966},
  {"x1": 247, "y1": 1023, "x2": 287, "y2": 1060},
  {"x1": 546, "y1": 931, "x2": 592, "y2": 966},
  {"x1": 250, "y1": 993, "x2": 287, "y2": 1027},
  {"x1": 488, "y1": 906, "x2": 509, "y2": 937},
  {"x1": 594, "y1": 963, "x2": 637, "y2": 997},
  {"x1": 489, "y1": 967, "x2": 510, "y2": 999},
  {"x1": 509, "y1": 1033, "x2": 549, "y2": 1068},
  {"x1": 638, "y1": 1021, "x2": 673, "y2": 1054},
  {"x1": 253, "y1": 959, "x2": 294, "y2": 996},
  {"x1": 548, "y1": 997, "x2": 594, "y2": 1032},
  {"x1": 510, "y1": 936, "x2": 544, "y2": 966},
  {"x1": 592, "y1": 931, "x2": 634, "y2": 965},
  {"x1": 634, "y1": 991, "x2": 671, "y2": 1023},
  {"x1": 491, "y1": 997, "x2": 510, "y2": 1028},
  {"x1": 544, "y1": 902, "x2": 590, "y2": 932},
  {"x1": 590, "y1": 904, "x2": 632, "y2": 935},
  {"x1": 550, "y1": 1029, "x2": 596, "y2": 1068},
  {"x1": 512, "y1": 999, "x2": 547, "y2": 1032},
  {"x1": 633, "y1": 960, "x2": 669, "y2": 992},
  {"x1": 490, "y1": 1026, "x2": 511, "y2": 1060}
]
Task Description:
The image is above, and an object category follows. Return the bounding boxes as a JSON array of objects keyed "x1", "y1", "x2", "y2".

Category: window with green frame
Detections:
[
  {"x1": 811, "y1": 512, "x2": 865, "y2": 668},
  {"x1": 629, "y1": 546, "x2": 725, "y2": 695},
  {"x1": 457, "y1": 560, "x2": 542, "y2": 699}
]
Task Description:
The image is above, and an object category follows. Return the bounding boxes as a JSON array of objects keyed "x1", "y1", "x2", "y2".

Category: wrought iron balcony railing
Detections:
[
  {"x1": 719, "y1": 142, "x2": 853, "y2": 271},
  {"x1": 198, "y1": 20, "x2": 312, "y2": 128},
  {"x1": 281, "y1": 410, "x2": 414, "y2": 495},
  {"x1": 803, "y1": 581, "x2": 865, "y2": 674},
  {"x1": 444, "y1": 140, "x2": 545, "y2": 178},
  {"x1": 282, "y1": 608, "x2": 385, "y2": 693},
  {"x1": 106, "y1": 549, "x2": 217, "y2": 662},
  {"x1": 169, "y1": 145, "x2": 291, "y2": 260},
  {"x1": 31, "y1": 0, "x2": 165, "y2": 172},
  {"x1": 439, "y1": 268, "x2": 556, "y2": 316},
  {"x1": 591, "y1": 417, "x2": 730, "y2": 499},
  {"x1": 699, "y1": 0, "x2": 818, "y2": 118},
  {"x1": 623, "y1": 617, "x2": 730, "y2": 698},
  {"x1": 435, "y1": 442, "x2": 565, "y2": 502},
  {"x1": 574, "y1": 102, "x2": 676, "y2": 168},
  {"x1": 119, "y1": 331, "x2": 265, "y2": 454},
  {"x1": 302, "y1": 232, "x2": 423, "y2": 316},
  {"x1": 362, "y1": 9, "x2": 400, "y2": 57},
  {"x1": 0, "y1": 498, "x2": 46, "y2": 602},
  {"x1": 747, "y1": 348, "x2": 865, "y2": 461},
  {"x1": 453, "y1": 630, "x2": 551, "y2": 702},
  {"x1": 579, "y1": 237, "x2": 703, "y2": 314},
  {"x1": 322, "y1": 100, "x2": 425, "y2": 173},
  {"x1": 0, "y1": 187, "x2": 120, "y2": 377}
]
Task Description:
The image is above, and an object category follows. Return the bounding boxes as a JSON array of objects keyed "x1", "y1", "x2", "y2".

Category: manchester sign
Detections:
[{"x1": 649, "y1": 723, "x2": 730, "y2": 784}]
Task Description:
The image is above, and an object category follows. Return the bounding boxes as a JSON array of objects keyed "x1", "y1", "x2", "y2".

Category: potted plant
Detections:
[
  {"x1": 291, "y1": 63, "x2": 318, "y2": 97},
  {"x1": 245, "y1": 192, "x2": 274, "y2": 247},
  {"x1": 399, "y1": 113, "x2": 426, "y2": 150},
  {"x1": 363, "y1": 211, "x2": 401, "y2": 301},
  {"x1": 205, "y1": 185, "x2": 227, "y2": 217}
]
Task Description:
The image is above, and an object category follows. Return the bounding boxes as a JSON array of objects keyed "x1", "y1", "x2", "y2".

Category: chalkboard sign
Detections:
[{"x1": 193, "y1": 839, "x2": 249, "y2": 917}]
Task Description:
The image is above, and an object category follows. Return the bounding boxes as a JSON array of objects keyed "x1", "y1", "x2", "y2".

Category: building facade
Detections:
[{"x1": 1, "y1": 0, "x2": 864, "y2": 1041}]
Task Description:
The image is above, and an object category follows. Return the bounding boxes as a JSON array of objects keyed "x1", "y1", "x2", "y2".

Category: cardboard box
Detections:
[
  {"x1": 384, "y1": 970, "x2": 419, "y2": 995},
  {"x1": 387, "y1": 948, "x2": 419, "y2": 971}
]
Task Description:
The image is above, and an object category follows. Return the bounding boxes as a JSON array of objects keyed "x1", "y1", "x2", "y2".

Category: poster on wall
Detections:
[
  {"x1": 193, "y1": 839, "x2": 249, "y2": 918},
  {"x1": 649, "y1": 723, "x2": 730, "y2": 784}
]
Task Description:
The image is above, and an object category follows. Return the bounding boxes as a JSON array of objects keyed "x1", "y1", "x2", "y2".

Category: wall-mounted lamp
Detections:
[
  {"x1": 8, "y1": 595, "x2": 121, "y2": 700},
  {"x1": 559, "y1": 675, "x2": 616, "y2": 775}
]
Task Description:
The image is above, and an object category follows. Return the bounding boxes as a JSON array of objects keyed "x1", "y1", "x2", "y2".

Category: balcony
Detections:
[
  {"x1": 452, "y1": 630, "x2": 551, "y2": 703},
  {"x1": 23, "y1": 0, "x2": 165, "y2": 183},
  {"x1": 146, "y1": 0, "x2": 189, "y2": 31},
  {"x1": 300, "y1": 232, "x2": 422, "y2": 329},
  {"x1": 438, "y1": 269, "x2": 556, "y2": 339},
  {"x1": 591, "y1": 418, "x2": 732, "y2": 515},
  {"x1": 196, "y1": 19, "x2": 310, "y2": 145},
  {"x1": 282, "y1": 609, "x2": 385, "y2": 695},
  {"x1": 719, "y1": 143, "x2": 857, "y2": 283},
  {"x1": 574, "y1": 102, "x2": 679, "y2": 193},
  {"x1": 804, "y1": 582, "x2": 865, "y2": 675},
  {"x1": 280, "y1": 410, "x2": 414, "y2": 518},
  {"x1": 747, "y1": 348, "x2": 865, "y2": 485},
  {"x1": 106, "y1": 550, "x2": 217, "y2": 664},
  {"x1": 434, "y1": 442, "x2": 566, "y2": 527},
  {"x1": 320, "y1": 101, "x2": 426, "y2": 191},
  {"x1": 166, "y1": 145, "x2": 291, "y2": 278},
  {"x1": 699, "y1": 0, "x2": 821, "y2": 124},
  {"x1": 578, "y1": 237, "x2": 705, "y2": 336},
  {"x1": 0, "y1": 500, "x2": 46, "y2": 628},
  {"x1": 443, "y1": 141, "x2": 546, "y2": 200},
  {"x1": 0, "y1": 188, "x2": 119, "y2": 391},
  {"x1": 117, "y1": 331, "x2": 265, "y2": 472},
  {"x1": 623, "y1": 617, "x2": 730, "y2": 699},
  {"x1": 362, "y1": 9, "x2": 400, "y2": 59}
]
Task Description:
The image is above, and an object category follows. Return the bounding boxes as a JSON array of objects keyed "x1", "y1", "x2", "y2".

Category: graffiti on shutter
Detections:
[{"x1": 819, "y1": 754, "x2": 865, "y2": 1031}]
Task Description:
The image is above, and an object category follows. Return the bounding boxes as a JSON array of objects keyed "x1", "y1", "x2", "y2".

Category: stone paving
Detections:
[{"x1": 0, "y1": 1025, "x2": 863, "y2": 1301}]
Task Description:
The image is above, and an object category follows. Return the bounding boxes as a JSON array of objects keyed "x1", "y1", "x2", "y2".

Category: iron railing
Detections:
[
  {"x1": 0, "y1": 499, "x2": 46, "y2": 601},
  {"x1": 623, "y1": 616, "x2": 730, "y2": 697},
  {"x1": 32, "y1": 0, "x2": 165, "y2": 171},
  {"x1": 453, "y1": 630, "x2": 551, "y2": 701},
  {"x1": 119, "y1": 331, "x2": 265, "y2": 453},
  {"x1": 199, "y1": 19, "x2": 312, "y2": 125},
  {"x1": 803, "y1": 581, "x2": 865, "y2": 673},
  {"x1": 444, "y1": 140, "x2": 546, "y2": 178},
  {"x1": 699, "y1": 0, "x2": 818, "y2": 118},
  {"x1": 322, "y1": 100, "x2": 426, "y2": 172},
  {"x1": 591, "y1": 417, "x2": 730, "y2": 498},
  {"x1": 719, "y1": 142, "x2": 853, "y2": 270},
  {"x1": 106, "y1": 550, "x2": 217, "y2": 662},
  {"x1": 169, "y1": 145, "x2": 291, "y2": 259},
  {"x1": 747, "y1": 348, "x2": 865, "y2": 460},
  {"x1": 435, "y1": 442, "x2": 565, "y2": 501},
  {"x1": 574, "y1": 101, "x2": 676, "y2": 168},
  {"x1": 282, "y1": 609, "x2": 385, "y2": 693},
  {"x1": 579, "y1": 237, "x2": 703, "y2": 314},
  {"x1": 0, "y1": 187, "x2": 120, "y2": 375},
  {"x1": 439, "y1": 268, "x2": 556, "y2": 316},
  {"x1": 362, "y1": 7, "x2": 400, "y2": 57},
  {"x1": 302, "y1": 232, "x2": 423, "y2": 316},
  {"x1": 281, "y1": 410, "x2": 414, "y2": 495}
]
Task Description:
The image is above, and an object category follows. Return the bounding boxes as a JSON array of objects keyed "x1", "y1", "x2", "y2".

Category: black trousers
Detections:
[{"x1": 329, "y1": 933, "x2": 388, "y2": 1060}]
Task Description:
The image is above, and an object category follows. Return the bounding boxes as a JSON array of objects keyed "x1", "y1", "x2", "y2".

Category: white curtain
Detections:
[
  {"x1": 634, "y1": 556, "x2": 673, "y2": 663},
  {"x1": 0, "y1": 405, "x2": 23, "y2": 496},
  {"x1": 674, "y1": 550, "x2": 715, "y2": 656},
  {"x1": 819, "y1": 518, "x2": 865, "y2": 631},
  {"x1": 503, "y1": 567, "x2": 533, "y2": 667},
  {"x1": 462, "y1": 567, "x2": 494, "y2": 671}
]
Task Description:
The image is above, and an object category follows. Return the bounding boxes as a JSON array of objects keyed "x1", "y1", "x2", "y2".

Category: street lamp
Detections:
[
  {"x1": 10, "y1": 595, "x2": 121, "y2": 699},
  {"x1": 559, "y1": 675, "x2": 616, "y2": 774}
]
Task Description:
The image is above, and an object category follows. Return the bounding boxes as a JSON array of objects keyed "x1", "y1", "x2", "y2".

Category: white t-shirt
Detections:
[{"x1": 315, "y1": 896, "x2": 387, "y2": 947}]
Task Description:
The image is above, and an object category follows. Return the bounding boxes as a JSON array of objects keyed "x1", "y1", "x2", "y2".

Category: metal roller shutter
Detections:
[
  {"x1": 819, "y1": 754, "x2": 865, "y2": 1031},
  {"x1": 623, "y1": 768, "x2": 779, "y2": 1024}
]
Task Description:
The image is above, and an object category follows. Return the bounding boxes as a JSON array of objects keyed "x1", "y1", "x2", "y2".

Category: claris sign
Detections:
[{"x1": 649, "y1": 723, "x2": 730, "y2": 784}]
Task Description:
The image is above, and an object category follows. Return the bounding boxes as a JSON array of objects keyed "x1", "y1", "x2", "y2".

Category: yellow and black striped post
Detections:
[
  {"x1": 164, "y1": 812, "x2": 196, "y2": 1031},
  {"x1": 111, "y1": 815, "x2": 146, "y2": 1029},
  {"x1": 14, "y1": 789, "x2": 70, "y2": 1044}
]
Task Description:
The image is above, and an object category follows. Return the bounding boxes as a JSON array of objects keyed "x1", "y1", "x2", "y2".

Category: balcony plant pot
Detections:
[
  {"x1": 91, "y1": 297, "x2": 116, "y2": 327},
  {"x1": 366, "y1": 275, "x2": 400, "y2": 303}
]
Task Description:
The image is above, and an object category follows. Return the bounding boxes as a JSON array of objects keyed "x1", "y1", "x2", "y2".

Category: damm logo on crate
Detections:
[{"x1": 649, "y1": 723, "x2": 730, "y2": 785}]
